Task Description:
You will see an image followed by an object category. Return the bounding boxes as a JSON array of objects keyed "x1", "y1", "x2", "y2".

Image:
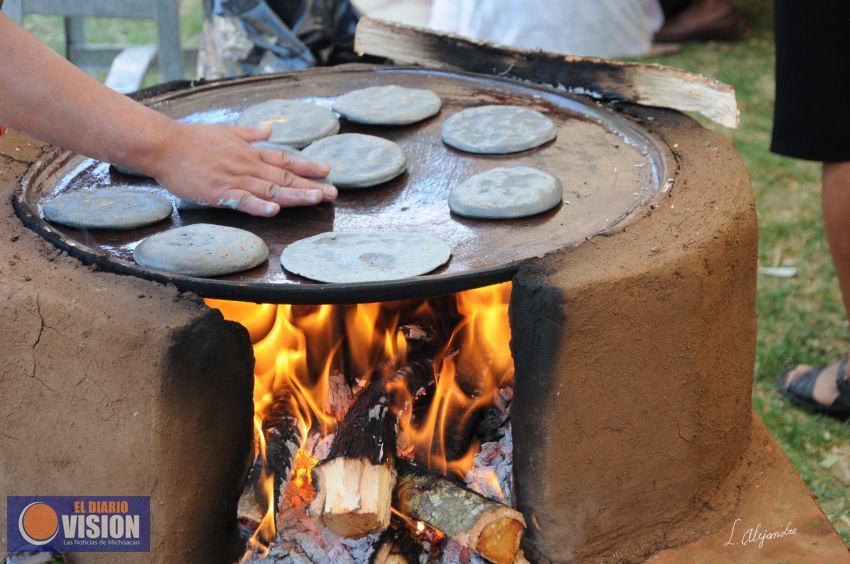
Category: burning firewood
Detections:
[
  {"x1": 310, "y1": 374, "x2": 397, "y2": 538},
  {"x1": 236, "y1": 394, "x2": 304, "y2": 546},
  {"x1": 264, "y1": 396, "x2": 305, "y2": 512},
  {"x1": 394, "y1": 460, "x2": 525, "y2": 564}
]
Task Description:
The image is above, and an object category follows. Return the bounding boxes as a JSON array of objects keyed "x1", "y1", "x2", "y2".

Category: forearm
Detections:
[{"x1": 0, "y1": 13, "x2": 172, "y2": 170}]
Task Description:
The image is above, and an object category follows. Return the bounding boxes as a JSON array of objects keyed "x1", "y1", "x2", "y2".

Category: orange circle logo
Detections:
[{"x1": 18, "y1": 502, "x2": 59, "y2": 546}]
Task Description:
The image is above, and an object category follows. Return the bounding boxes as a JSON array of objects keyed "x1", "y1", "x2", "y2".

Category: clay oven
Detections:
[{"x1": 1, "y1": 64, "x2": 757, "y2": 563}]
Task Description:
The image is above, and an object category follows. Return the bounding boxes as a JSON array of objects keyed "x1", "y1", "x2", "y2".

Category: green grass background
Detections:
[{"x1": 18, "y1": 0, "x2": 850, "y2": 545}]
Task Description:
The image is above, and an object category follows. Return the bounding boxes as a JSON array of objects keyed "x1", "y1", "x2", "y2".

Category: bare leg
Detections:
[{"x1": 783, "y1": 162, "x2": 850, "y2": 404}]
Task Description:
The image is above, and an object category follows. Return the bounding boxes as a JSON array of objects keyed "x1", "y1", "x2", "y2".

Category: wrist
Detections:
[{"x1": 121, "y1": 113, "x2": 183, "y2": 179}]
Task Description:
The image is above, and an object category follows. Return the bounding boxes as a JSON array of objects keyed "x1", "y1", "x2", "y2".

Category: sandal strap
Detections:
[
  {"x1": 835, "y1": 358, "x2": 850, "y2": 410},
  {"x1": 784, "y1": 365, "x2": 821, "y2": 403}
]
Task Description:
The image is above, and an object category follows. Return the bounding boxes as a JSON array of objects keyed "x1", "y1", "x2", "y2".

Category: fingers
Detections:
[
  {"x1": 258, "y1": 148, "x2": 331, "y2": 179},
  {"x1": 256, "y1": 163, "x2": 338, "y2": 201},
  {"x1": 240, "y1": 178, "x2": 327, "y2": 208},
  {"x1": 231, "y1": 125, "x2": 272, "y2": 143},
  {"x1": 215, "y1": 189, "x2": 281, "y2": 217}
]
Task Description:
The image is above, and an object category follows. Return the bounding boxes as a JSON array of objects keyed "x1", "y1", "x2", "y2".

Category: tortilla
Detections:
[
  {"x1": 332, "y1": 85, "x2": 442, "y2": 125},
  {"x1": 236, "y1": 100, "x2": 339, "y2": 148},
  {"x1": 281, "y1": 231, "x2": 452, "y2": 283},
  {"x1": 133, "y1": 223, "x2": 268, "y2": 277},
  {"x1": 441, "y1": 105, "x2": 557, "y2": 154},
  {"x1": 300, "y1": 134, "x2": 407, "y2": 188},
  {"x1": 449, "y1": 165, "x2": 563, "y2": 219},
  {"x1": 42, "y1": 188, "x2": 173, "y2": 230}
]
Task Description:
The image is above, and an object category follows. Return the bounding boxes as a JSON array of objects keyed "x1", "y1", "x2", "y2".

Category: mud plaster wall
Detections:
[
  {"x1": 509, "y1": 106, "x2": 758, "y2": 563},
  {"x1": 0, "y1": 133, "x2": 254, "y2": 563}
]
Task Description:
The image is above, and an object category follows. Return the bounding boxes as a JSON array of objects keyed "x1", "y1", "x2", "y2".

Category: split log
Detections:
[
  {"x1": 236, "y1": 394, "x2": 303, "y2": 547},
  {"x1": 354, "y1": 17, "x2": 739, "y2": 128},
  {"x1": 311, "y1": 375, "x2": 397, "y2": 538},
  {"x1": 394, "y1": 460, "x2": 525, "y2": 564},
  {"x1": 264, "y1": 396, "x2": 305, "y2": 514}
]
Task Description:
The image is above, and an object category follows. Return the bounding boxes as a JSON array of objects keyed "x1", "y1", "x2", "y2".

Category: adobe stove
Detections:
[{"x1": 3, "y1": 61, "x2": 841, "y2": 564}]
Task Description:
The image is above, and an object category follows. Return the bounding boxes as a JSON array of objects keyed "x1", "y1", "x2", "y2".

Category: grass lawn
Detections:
[{"x1": 17, "y1": 0, "x2": 849, "y2": 546}]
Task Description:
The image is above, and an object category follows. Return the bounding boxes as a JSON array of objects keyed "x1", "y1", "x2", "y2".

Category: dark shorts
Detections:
[{"x1": 771, "y1": 1, "x2": 850, "y2": 162}]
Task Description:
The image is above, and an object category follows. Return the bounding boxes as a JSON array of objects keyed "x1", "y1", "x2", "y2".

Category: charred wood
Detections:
[
  {"x1": 264, "y1": 395, "x2": 305, "y2": 516},
  {"x1": 370, "y1": 527, "x2": 426, "y2": 564},
  {"x1": 311, "y1": 374, "x2": 397, "y2": 538},
  {"x1": 354, "y1": 17, "x2": 739, "y2": 128}
]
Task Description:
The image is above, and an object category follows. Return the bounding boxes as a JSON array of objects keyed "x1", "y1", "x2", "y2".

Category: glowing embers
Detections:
[{"x1": 206, "y1": 282, "x2": 518, "y2": 562}]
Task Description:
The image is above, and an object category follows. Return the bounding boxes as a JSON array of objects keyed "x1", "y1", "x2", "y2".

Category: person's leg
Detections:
[
  {"x1": 655, "y1": 0, "x2": 742, "y2": 42},
  {"x1": 781, "y1": 162, "x2": 850, "y2": 406},
  {"x1": 822, "y1": 162, "x2": 850, "y2": 316}
]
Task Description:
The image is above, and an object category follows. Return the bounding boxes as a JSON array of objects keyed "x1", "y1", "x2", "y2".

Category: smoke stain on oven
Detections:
[
  {"x1": 161, "y1": 308, "x2": 256, "y2": 563},
  {"x1": 507, "y1": 265, "x2": 567, "y2": 552}
]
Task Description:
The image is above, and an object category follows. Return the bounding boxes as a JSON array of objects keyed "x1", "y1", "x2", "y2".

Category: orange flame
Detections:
[{"x1": 207, "y1": 282, "x2": 514, "y2": 551}]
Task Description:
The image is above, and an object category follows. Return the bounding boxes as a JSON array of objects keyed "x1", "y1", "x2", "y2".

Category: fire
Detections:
[
  {"x1": 292, "y1": 449, "x2": 319, "y2": 489},
  {"x1": 206, "y1": 282, "x2": 513, "y2": 555}
]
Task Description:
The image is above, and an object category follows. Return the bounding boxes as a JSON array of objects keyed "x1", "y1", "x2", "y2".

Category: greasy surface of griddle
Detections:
[{"x1": 15, "y1": 66, "x2": 671, "y2": 303}]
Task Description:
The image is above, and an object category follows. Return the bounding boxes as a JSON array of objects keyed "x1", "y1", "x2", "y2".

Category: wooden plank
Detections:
[{"x1": 354, "y1": 17, "x2": 739, "y2": 129}]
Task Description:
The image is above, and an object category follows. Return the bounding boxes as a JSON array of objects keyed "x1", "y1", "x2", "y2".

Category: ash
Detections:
[{"x1": 465, "y1": 387, "x2": 513, "y2": 506}]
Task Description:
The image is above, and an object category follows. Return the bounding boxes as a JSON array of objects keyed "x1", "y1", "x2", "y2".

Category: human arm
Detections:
[{"x1": 0, "y1": 13, "x2": 335, "y2": 216}]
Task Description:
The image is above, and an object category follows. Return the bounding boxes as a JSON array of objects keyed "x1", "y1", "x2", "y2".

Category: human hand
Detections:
[{"x1": 139, "y1": 121, "x2": 336, "y2": 217}]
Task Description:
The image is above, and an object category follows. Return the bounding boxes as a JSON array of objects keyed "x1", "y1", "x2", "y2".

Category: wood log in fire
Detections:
[
  {"x1": 394, "y1": 460, "x2": 525, "y2": 564},
  {"x1": 264, "y1": 395, "x2": 305, "y2": 512},
  {"x1": 236, "y1": 392, "x2": 304, "y2": 545},
  {"x1": 310, "y1": 374, "x2": 397, "y2": 538}
]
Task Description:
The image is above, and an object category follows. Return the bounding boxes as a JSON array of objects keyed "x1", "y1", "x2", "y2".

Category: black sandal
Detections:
[{"x1": 777, "y1": 358, "x2": 850, "y2": 420}]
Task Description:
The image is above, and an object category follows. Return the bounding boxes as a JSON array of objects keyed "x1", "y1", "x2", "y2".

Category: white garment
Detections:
[{"x1": 429, "y1": 0, "x2": 664, "y2": 58}]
